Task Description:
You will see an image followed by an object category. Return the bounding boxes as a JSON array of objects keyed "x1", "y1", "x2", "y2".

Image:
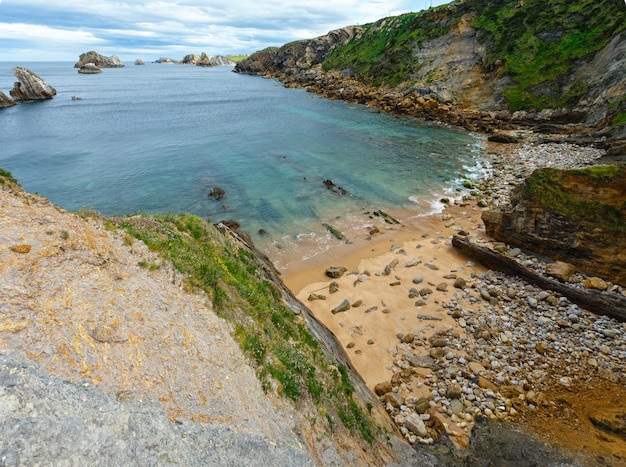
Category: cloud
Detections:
[
  {"x1": 0, "y1": 0, "x2": 448, "y2": 61},
  {"x1": 0, "y1": 23, "x2": 104, "y2": 44}
]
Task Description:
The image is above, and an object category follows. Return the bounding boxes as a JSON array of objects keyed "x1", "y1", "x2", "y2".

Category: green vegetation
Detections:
[
  {"x1": 0, "y1": 168, "x2": 19, "y2": 186},
  {"x1": 227, "y1": 55, "x2": 249, "y2": 63},
  {"x1": 320, "y1": 0, "x2": 626, "y2": 110},
  {"x1": 323, "y1": 7, "x2": 455, "y2": 87},
  {"x1": 84, "y1": 211, "x2": 376, "y2": 442},
  {"x1": 471, "y1": 0, "x2": 626, "y2": 110},
  {"x1": 522, "y1": 166, "x2": 626, "y2": 232}
]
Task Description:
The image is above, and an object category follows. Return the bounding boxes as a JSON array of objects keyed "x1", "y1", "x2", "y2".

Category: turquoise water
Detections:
[{"x1": 0, "y1": 63, "x2": 484, "y2": 263}]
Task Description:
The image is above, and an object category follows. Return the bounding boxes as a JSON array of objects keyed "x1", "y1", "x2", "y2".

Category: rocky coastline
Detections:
[{"x1": 289, "y1": 139, "x2": 625, "y2": 465}]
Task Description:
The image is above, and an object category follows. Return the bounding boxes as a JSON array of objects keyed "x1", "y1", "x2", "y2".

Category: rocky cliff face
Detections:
[
  {"x1": 235, "y1": 26, "x2": 363, "y2": 76},
  {"x1": 482, "y1": 166, "x2": 626, "y2": 286},
  {"x1": 75, "y1": 51, "x2": 125, "y2": 68},
  {"x1": 9, "y1": 67, "x2": 56, "y2": 101}
]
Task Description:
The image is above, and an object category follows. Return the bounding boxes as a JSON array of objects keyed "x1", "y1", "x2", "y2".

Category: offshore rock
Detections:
[
  {"x1": 182, "y1": 54, "x2": 235, "y2": 67},
  {"x1": 78, "y1": 63, "x2": 102, "y2": 74},
  {"x1": 9, "y1": 67, "x2": 57, "y2": 101},
  {"x1": 0, "y1": 90, "x2": 15, "y2": 108},
  {"x1": 75, "y1": 51, "x2": 125, "y2": 68}
]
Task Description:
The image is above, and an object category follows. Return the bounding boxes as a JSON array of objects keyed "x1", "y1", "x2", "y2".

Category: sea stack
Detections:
[
  {"x1": 9, "y1": 67, "x2": 56, "y2": 101},
  {"x1": 75, "y1": 51, "x2": 125, "y2": 68}
]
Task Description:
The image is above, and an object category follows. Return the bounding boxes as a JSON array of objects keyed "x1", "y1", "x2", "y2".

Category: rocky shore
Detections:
[{"x1": 289, "y1": 140, "x2": 626, "y2": 465}]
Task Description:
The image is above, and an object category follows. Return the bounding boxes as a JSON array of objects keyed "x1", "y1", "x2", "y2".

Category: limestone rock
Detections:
[
  {"x1": 135, "y1": 59, "x2": 145, "y2": 65},
  {"x1": 9, "y1": 67, "x2": 57, "y2": 101},
  {"x1": 584, "y1": 276, "x2": 609, "y2": 291},
  {"x1": 545, "y1": 261, "x2": 576, "y2": 282},
  {"x1": 75, "y1": 51, "x2": 125, "y2": 68},
  {"x1": 325, "y1": 266, "x2": 347, "y2": 278},
  {"x1": 331, "y1": 299, "x2": 350, "y2": 314},
  {"x1": 78, "y1": 63, "x2": 102, "y2": 74},
  {"x1": 374, "y1": 382, "x2": 393, "y2": 396},
  {"x1": 404, "y1": 413, "x2": 428, "y2": 437},
  {"x1": 0, "y1": 90, "x2": 15, "y2": 108}
]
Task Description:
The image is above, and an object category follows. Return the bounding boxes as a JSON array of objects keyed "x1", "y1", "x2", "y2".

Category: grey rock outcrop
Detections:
[
  {"x1": 183, "y1": 53, "x2": 235, "y2": 67},
  {"x1": 77, "y1": 63, "x2": 102, "y2": 74},
  {"x1": 0, "y1": 90, "x2": 15, "y2": 108},
  {"x1": 74, "y1": 51, "x2": 125, "y2": 68},
  {"x1": 0, "y1": 351, "x2": 314, "y2": 466},
  {"x1": 134, "y1": 59, "x2": 145, "y2": 65},
  {"x1": 234, "y1": 26, "x2": 363, "y2": 76},
  {"x1": 9, "y1": 67, "x2": 56, "y2": 101}
]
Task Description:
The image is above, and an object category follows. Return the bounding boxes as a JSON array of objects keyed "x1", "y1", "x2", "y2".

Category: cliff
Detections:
[
  {"x1": 0, "y1": 172, "x2": 419, "y2": 466},
  {"x1": 234, "y1": 0, "x2": 626, "y2": 139},
  {"x1": 75, "y1": 51, "x2": 125, "y2": 68},
  {"x1": 482, "y1": 165, "x2": 626, "y2": 286}
]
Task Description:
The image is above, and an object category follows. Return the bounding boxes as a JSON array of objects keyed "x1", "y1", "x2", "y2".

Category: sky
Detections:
[{"x1": 0, "y1": 0, "x2": 450, "y2": 62}]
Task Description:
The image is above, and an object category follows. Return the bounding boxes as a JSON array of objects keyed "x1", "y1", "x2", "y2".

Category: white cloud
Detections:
[
  {"x1": 0, "y1": 22, "x2": 104, "y2": 44},
  {"x1": 0, "y1": 0, "x2": 449, "y2": 61}
]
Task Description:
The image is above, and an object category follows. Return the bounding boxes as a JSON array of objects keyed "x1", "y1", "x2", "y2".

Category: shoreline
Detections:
[{"x1": 279, "y1": 139, "x2": 626, "y2": 462}]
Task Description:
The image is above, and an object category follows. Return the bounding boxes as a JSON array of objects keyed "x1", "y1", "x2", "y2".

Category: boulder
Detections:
[
  {"x1": 135, "y1": 59, "x2": 145, "y2": 65},
  {"x1": 78, "y1": 63, "x2": 102, "y2": 74},
  {"x1": 0, "y1": 90, "x2": 15, "y2": 108},
  {"x1": 325, "y1": 266, "x2": 347, "y2": 278},
  {"x1": 331, "y1": 299, "x2": 350, "y2": 314},
  {"x1": 9, "y1": 67, "x2": 56, "y2": 101},
  {"x1": 545, "y1": 261, "x2": 576, "y2": 282},
  {"x1": 404, "y1": 413, "x2": 428, "y2": 437},
  {"x1": 75, "y1": 51, "x2": 125, "y2": 68}
]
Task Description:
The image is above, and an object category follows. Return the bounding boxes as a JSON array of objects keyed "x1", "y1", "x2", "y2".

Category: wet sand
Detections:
[{"x1": 282, "y1": 201, "x2": 488, "y2": 393}]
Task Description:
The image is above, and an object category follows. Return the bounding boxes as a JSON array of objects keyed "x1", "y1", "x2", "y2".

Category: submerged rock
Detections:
[{"x1": 9, "y1": 67, "x2": 56, "y2": 101}]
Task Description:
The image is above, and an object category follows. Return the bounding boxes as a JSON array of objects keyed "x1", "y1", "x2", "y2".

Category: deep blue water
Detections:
[{"x1": 0, "y1": 62, "x2": 484, "y2": 264}]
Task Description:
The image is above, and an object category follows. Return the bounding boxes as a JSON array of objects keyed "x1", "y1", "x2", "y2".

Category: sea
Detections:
[{"x1": 0, "y1": 62, "x2": 485, "y2": 268}]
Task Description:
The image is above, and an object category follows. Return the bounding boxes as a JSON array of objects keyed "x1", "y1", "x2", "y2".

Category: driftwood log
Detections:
[{"x1": 452, "y1": 235, "x2": 626, "y2": 322}]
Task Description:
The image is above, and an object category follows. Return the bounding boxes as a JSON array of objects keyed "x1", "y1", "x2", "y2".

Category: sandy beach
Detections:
[{"x1": 283, "y1": 201, "x2": 487, "y2": 393}]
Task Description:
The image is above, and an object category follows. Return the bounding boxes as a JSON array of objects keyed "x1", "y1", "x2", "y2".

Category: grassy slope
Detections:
[
  {"x1": 79, "y1": 210, "x2": 377, "y2": 444},
  {"x1": 2, "y1": 167, "x2": 377, "y2": 444},
  {"x1": 322, "y1": 0, "x2": 626, "y2": 111}
]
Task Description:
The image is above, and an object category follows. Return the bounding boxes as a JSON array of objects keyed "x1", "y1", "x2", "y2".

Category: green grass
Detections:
[
  {"x1": 0, "y1": 168, "x2": 20, "y2": 186},
  {"x1": 227, "y1": 55, "x2": 249, "y2": 62},
  {"x1": 471, "y1": 0, "x2": 626, "y2": 110},
  {"x1": 323, "y1": 8, "x2": 454, "y2": 87},
  {"x1": 522, "y1": 166, "x2": 626, "y2": 233},
  {"x1": 81, "y1": 211, "x2": 377, "y2": 443}
]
